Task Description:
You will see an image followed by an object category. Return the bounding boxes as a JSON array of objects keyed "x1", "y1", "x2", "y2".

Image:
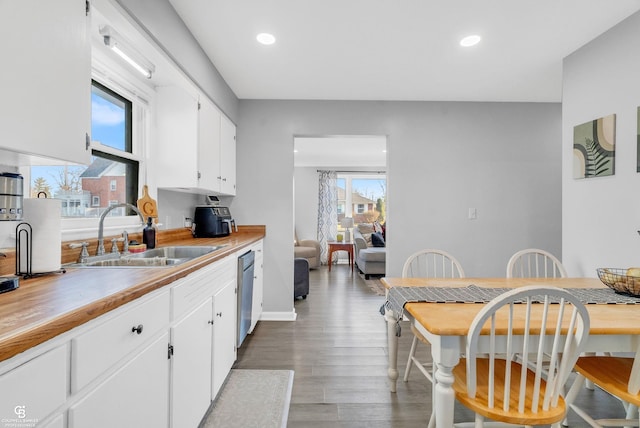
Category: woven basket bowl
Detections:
[{"x1": 597, "y1": 268, "x2": 640, "y2": 296}]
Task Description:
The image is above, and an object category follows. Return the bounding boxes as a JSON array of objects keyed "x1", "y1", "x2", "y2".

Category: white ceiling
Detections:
[{"x1": 168, "y1": 0, "x2": 640, "y2": 102}]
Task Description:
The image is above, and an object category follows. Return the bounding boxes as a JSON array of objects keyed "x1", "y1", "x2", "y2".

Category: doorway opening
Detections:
[{"x1": 293, "y1": 135, "x2": 387, "y2": 266}]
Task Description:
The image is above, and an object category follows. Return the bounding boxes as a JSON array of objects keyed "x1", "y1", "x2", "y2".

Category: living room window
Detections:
[{"x1": 336, "y1": 174, "x2": 386, "y2": 228}]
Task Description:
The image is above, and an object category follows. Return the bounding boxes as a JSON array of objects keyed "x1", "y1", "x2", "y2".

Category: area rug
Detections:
[
  {"x1": 362, "y1": 275, "x2": 386, "y2": 296},
  {"x1": 202, "y1": 369, "x2": 294, "y2": 428}
]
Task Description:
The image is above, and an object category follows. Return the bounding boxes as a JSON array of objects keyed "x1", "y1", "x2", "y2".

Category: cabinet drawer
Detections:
[
  {"x1": 0, "y1": 345, "x2": 68, "y2": 423},
  {"x1": 71, "y1": 290, "x2": 170, "y2": 392},
  {"x1": 172, "y1": 255, "x2": 236, "y2": 320}
]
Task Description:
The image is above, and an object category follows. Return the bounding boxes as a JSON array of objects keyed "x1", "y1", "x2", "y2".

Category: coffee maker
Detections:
[{"x1": 192, "y1": 196, "x2": 237, "y2": 238}]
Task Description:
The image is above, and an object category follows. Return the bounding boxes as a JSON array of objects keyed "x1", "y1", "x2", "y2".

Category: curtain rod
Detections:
[{"x1": 316, "y1": 170, "x2": 386, "y2": 174}]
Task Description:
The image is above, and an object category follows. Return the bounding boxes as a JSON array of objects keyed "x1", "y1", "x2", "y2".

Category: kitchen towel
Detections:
[{"x1": 20, "y1": 198, "x2": 62, "y2": 273}]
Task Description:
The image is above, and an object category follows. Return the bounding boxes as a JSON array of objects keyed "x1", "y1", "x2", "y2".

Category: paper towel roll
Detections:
[{"x1": 20, "y1": 198, "x2": 62, "y2": 273}]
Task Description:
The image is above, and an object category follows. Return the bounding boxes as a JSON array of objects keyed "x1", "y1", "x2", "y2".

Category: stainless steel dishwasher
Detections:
[{"x1": 237, "y1": 250, "x2": 255, "y2": 347}]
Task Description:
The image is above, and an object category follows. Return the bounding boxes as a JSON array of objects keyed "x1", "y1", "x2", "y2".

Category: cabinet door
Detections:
[
  {"x1": 212, "y1": 280, "x2": 237, "y2": 398},
  {"x1": 219, "y1": 115, "x2": 236, "y2": 195},
  {"x1": 69, "y1": 332, "x2": 170, "y2": 428},
  {"x1": 155, "y1": 85, "x2": 199, "y2": 189},
  {"x1": 40, "y1": 414, "x2": 65, "y2": 428},
  {"x1": 0, "y1": 346, "x2": 68, "y2": 424},
  {"x1": 0, "y1": 0, "x2": 91, "y2": 164},
  {"x1": 171, "y1": 298, "x2": 213, "y2": 428},
  {"x1": 197, "y1": 97, "x2": 222, "y2": 191},
  {"x1": 250, "y1": 241, "x2": 264, "y2": 333}
]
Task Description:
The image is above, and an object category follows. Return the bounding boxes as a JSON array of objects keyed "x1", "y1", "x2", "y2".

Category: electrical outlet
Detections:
[{"x1": 468, "y1": 208, "x2": 477, "y2": 220}]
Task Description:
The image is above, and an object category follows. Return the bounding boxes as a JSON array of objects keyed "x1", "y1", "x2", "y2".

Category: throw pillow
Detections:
[
  {"x1": 357, "y1": 223, "x2": 375, "y2": 234},
  {"x1": 371, "y1": 232, "x2": 385, "y2": 247}
]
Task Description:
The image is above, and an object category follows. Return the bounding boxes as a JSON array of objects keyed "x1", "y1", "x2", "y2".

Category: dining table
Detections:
[{"x1": 381, "y1": 277, "x2": 640, "y2": 427}]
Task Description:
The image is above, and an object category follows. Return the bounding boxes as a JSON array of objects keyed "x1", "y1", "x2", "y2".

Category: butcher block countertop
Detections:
[{"x1": 0, "y1": 226, "x2": 265, "y2": 363}]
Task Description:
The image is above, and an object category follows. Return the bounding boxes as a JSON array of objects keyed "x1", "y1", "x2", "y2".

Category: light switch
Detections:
[{"x1": 468, "y1": 208, "x2": 477, "y2": 220}]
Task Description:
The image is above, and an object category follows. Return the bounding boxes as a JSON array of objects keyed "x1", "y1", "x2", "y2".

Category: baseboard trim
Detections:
[{"x1": 259, "y1": 311, "x2": 297, "y2": 321}]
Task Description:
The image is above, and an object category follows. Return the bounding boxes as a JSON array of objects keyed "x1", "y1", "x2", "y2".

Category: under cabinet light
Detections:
[{"x1": 100, "y1": 26, "x2": 155, "y2": 79}]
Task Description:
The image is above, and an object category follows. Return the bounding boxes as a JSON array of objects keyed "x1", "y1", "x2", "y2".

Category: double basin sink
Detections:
[{"x1": 66, "y1": 245, "x2": 225, "y2": 268}]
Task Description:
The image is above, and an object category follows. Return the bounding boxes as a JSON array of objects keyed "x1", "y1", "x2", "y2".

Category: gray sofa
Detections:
[{"x1": 353, "y1": 227, "x2": 386, "y2": 279}]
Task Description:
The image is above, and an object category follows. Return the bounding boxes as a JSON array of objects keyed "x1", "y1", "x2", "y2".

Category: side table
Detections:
[{"x1": 327, "y1": 241, "x2": 354, "y2": 272}]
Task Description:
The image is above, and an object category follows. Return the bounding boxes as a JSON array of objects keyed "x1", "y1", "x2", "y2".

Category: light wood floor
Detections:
[{"x1": 235, "y1": 264, "x2": 627, "y2": 427}]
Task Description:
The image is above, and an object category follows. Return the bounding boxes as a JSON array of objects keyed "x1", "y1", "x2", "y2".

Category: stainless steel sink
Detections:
[
  {"x1": 77, "y1": 257, "x2": 180, "y2": 267},
  {"x1": 127, "y1": 246, "x2": 224, "y2": 259},
  {"x1": 65, "y1": 245, "x2": 225, "y2": 268}
]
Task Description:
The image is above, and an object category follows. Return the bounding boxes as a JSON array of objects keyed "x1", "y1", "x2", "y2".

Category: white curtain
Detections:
[{"x1": 317, "y1": 170, "x2": 337, "y2": 265}]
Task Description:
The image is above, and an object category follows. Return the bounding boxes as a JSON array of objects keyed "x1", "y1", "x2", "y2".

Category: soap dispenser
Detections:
[{"x1": 142, "y1": 217, "x2": 156, "y2": 249}]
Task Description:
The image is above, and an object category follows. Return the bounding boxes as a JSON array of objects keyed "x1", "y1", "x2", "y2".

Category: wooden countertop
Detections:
[{"x1": 0, "y1": 226, "x2": 265, "y2": 363}]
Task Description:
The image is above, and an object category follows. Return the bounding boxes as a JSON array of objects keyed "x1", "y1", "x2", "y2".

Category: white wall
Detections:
[
  {"x1": 233, "y1": 100, "x2": 561, "y2": 318},
  {"x1": 115, "y1": 0, "x2": 239, "y2": 122},
  {"x1": 115, "y1": 0, "x2": 241, "y2": 232},
  {"x1": 562, "y1": 11, "x2": 640, "y2": 276},
  {"x1": 293, "y1": 167, "x2": 319, "y2": 242}
]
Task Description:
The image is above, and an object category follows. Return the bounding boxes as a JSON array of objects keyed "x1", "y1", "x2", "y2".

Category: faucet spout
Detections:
[{"x1": 97, "y1": 203, "x2": 145, "y2": 256}]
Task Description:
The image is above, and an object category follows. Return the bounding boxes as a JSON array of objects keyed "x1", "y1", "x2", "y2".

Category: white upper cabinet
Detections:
[
  {"x1": 155, "y1": 85, "x2": 199, "y2": 189},
  {"x1": 155, "y1": 85, "x2": 236, "y2": 195},
  {"x1": 220, "y1": 115, "x2": 237, "y2": 195},
  {"x1": 0, "y1": 0, "x2": 91, "y2": 165},
  {"x1": 198, "y1": 97, "x2": 222, "y2": 191}
]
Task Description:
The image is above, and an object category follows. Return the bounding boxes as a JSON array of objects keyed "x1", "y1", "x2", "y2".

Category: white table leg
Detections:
[
  {"x1": 429, "y1": 335, "x2": 460, "y2": 427},
  {"x1": 433, "y1": 361, "x2": 456, "y2": 427},
  {"x1": 384, "y1": 309, "x2": 399, "y2": 392}
]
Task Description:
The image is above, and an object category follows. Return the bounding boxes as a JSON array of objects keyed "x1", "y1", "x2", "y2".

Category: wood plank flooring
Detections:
[{"x1": 235, "y1": 264, "x2": 627, "y2": 427}]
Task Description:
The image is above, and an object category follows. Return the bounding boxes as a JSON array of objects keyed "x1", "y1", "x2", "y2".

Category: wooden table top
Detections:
[
  {"x1": 381, "y1": 277, "x2": 640, "y2": 337},
  {"x1": 0, "y1": 228, "x2": 265, "y2": 363},
  {"x1": 328, "y1": 241, "x2": 354, "y2": 247}
]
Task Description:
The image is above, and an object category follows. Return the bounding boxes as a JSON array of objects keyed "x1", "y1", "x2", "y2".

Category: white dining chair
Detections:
[
  {"x1": 401, "y1": 249, "x2": 465, "y2": 427},
  {"x1": 452, "y1": 286, "x2": 591, "y2": 427},
  {"x1": 402, "y1": 249, "x2": 466, "y2": 382},
  {"x1": 564, "y1": 343, "x2": 640, "y2": 427},
  {"x1": 506, "y1": 248, "x2": 567, "y2": 279}
]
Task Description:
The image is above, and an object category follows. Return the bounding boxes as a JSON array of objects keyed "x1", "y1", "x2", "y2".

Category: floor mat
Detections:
[{"x1": 202, "y1": 369, "x2": 294, "y2": 428}]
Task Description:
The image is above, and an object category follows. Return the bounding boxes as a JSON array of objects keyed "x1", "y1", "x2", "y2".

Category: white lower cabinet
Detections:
[
  {"x1": 40, "y1": 414, "x2": 65, "y2": 428},
  {"x1": 212, "y1": 279, "x2": 237, "y2": 398},
  {"x1": 170, "y1": 298, "x2": 213, "y2": 428},
  {"x1": 0, "y1": 243, "x2": 264, "y2": 428},
  {"x1": 249, "y1": 241, "x2": 264, "y2": 333},
  {"x1": 71, "y1": 291, "x2": 170, "y2": 392},
  {"x1": 169, "y1": 253, "x2": 238, "y2": 426},
  {"x1": 0, "y1": 345, "x2": 68, "y2": 425},
  {"x1": 68, "y1": 332, "x2": 170, "y2": 428}
]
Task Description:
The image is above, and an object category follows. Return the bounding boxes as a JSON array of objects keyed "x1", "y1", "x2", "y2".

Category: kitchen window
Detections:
[{"x1": 25, "y1": 80, "x2": 142, "y2": 219}]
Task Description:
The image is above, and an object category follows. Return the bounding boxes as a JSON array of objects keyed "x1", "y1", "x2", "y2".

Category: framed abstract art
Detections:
[{"x1": 573, "y1": 114, "x2": 616, "y2": 179}]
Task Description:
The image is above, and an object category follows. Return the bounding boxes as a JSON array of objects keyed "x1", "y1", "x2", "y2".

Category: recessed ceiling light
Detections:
[
  {"x1": 460, "y1": 35, "x2": 481, "y2": 47},
  {"x1": 256, "y1": 33, "x2": 276, "y2": 45}
]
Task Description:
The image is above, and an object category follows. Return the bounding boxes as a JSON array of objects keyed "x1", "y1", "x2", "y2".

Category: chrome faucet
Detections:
[{"x1": 97, "y1": 203, "x2": 145, "y2": 256}]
